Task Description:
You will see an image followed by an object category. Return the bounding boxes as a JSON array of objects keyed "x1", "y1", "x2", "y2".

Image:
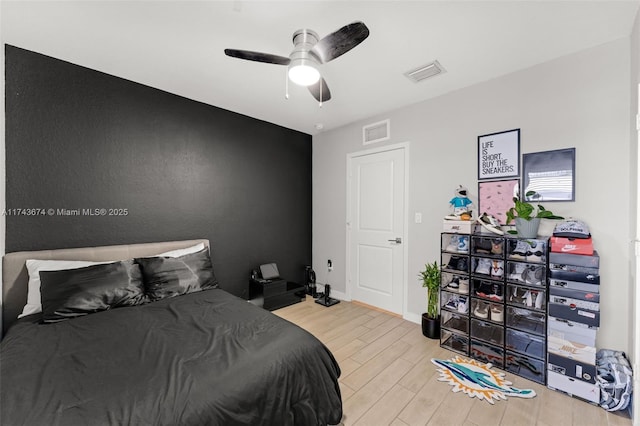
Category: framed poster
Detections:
[
  {"x1": 522, "y1": 148, "x2": 575, "y2": 202},
  {"x1": 477, "y1": 179, "x2": 519, "y2": 225},
  {"x1": 478, "y1": 129, "x2": 520, "y2": 180}
]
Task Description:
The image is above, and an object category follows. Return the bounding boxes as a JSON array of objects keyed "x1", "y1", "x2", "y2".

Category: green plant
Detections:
[
  {"x1": 419, "y1": 261, "x2": 441, "y2": 319},
  {"x1": 506, "y1": 190, "x2": 564, "y2": 224}
]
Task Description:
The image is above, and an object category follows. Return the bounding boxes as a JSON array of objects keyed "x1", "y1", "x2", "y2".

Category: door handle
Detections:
[{"x1": 388, "y1": 237, "x2": 402, "y2": 244}]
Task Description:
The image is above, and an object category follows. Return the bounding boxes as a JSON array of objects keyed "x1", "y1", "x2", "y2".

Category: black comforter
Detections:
[{"x1": 0, "y1": 289, "x2": 342, "y2": 426}]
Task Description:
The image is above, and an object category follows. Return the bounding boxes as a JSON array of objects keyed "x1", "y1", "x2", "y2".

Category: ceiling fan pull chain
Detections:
[{"x1": 285, "y1": 69, "x2": 289, "y2": 99}]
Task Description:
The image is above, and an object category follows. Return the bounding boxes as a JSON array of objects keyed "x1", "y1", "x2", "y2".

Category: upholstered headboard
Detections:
[{"x1": 2, "y1": 239, "x2": 210, "y2": 334}]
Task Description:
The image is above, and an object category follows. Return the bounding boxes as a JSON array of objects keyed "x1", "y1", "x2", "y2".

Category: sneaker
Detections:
[
  {"x1": 526, "y1": 240, "x2": 546, "y2": 263},
  {"x1": 457, "y1": 296, "x2": 469, "y2": 314},
  {"x1": 456, "y1": 257, "x2": 468, "y2": 272},
  {"x1": 477, "y1": 213, "x2": 504, "y2": 235},
  {"x1": 475, "y1": 258, "x2": 491, "y2": 275},
  {"x1": 490, "y1": 305, "x2": 504, "y2": 322},
  {"x1": 508, "y1": 262, "x2": 527, "y2": 282},
  {"x1": 491, "y1": 240, "x2": 503, "y2": 255},
  {"x1": 474, "y1": 239, "x2": 492, "y2": 254},
  {"x1": 474, "y1": 301, "x2": 489, "y2": 319},
  {"x1": 457, "y1": 236, "x2": 469, "y2": 253},
  {"x1": 475, "y1": 282, "x2": 491, "y2": 298},
  {"x1": 447, "y1": 276, "x2": 460, "y2": 290},
  {"x1": 488, "y1": 284, "x2": 504, "y2": 301},
  {"x1": 445, "y1": 235, "x2": 459, "y2": 252},
  {"x1": 510, "y1": 287, "x2": 528, "y2": 305},
  {"x1": 458, "y1": 278, "x2": 469, "y2": 294},
  {"x1": 509, "y1": 240, "x2": 530, "y2": 260},
  {"x1": 445, "y1": 294, "x2": 459, "y2": 310},
  {"x1": 490, "y1": 260, "x2": 504, "y2": 278},
  {"x1": 533, "y1": 291, "x2": 543, "y2": 310},
  {"x1": 445, "y1": 255, "x2": 462, "y2": 271},
  {"x1": 522, "y1": 265, "x2": 544, "y2": 286}
]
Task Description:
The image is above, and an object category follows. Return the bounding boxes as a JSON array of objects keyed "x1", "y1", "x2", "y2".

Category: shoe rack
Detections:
[{"x1": 439, "y1": 231, "x2": 549, "y2": 385}]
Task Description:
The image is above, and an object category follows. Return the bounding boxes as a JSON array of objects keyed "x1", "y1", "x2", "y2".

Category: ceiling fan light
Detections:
[{"x1": 288, "y1": 61, "x2": 320, "y2": 86}]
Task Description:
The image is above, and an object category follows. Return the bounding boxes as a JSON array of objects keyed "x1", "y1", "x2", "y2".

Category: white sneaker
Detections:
[
  {"x1": 457, "y1": 296, "x2": 469, "y2": 314},
  {"x1": 457, "y1": 236, "x2": 469, "y2": 253},
  {"x1": 490, "y1": 260, "x2": 504, "y2": 278},
  {"x1": 477, "y1": 213, "x2": 504, "y2": 235},
  {"x1": 490, "y1": 304, "x2": 504, "y2": 322},
  {"x1": 509, "y1": 240, "x2": 530, "y2": 260},
  {"x1": 508, "y1": 262, "x2": 527, "y2": 282},
  {"x1": 458, "y1": 278, "x2": 469, "y2": 294},
  {"x1": 474, "y1": 301, "x2": 489, "y2": 319},
  {"x1": 475, "y1": 258, "x2": 491, "y2": 275},
  {"x1": 446, "y1": 235, "x2": 459, "y2": 252}
]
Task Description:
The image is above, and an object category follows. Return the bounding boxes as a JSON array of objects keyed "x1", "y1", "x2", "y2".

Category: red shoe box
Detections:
[{"x1": 550, "y1": 237, "x2": 594, "y2": 255}]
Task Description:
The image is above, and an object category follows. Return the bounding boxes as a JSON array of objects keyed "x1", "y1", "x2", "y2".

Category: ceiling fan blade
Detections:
[
  {"x1": 224, "y1": 49, "x2": 290, "y2": 65},
  {"x1": 308, "y1": 78, "x2": 331, "y2": 102},
  {"x1": 311, "y1": 21, "x2": 369, "y2": 63}
]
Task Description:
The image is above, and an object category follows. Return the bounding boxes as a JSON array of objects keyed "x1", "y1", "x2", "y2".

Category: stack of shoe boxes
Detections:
[{"x1": 546, "y1": 231, "x2": 600, "y2": 404}]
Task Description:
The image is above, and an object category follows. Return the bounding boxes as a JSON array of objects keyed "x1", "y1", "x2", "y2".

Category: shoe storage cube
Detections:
[
  {"x1": 471, "y1": 300, "x2": 503, "y2": 323},
  {"x1": 507, "y1": 307, "x2": 545, "y2": 336},
  {"x1": 442, "y1": 233, "x2": 470, "y2": 254},
  {"x1": 441, "y1": 310, "x2": 469, "y2": 335},
  {"x1": 441, "y1": 329, "x2": 469, "y2": 356},
  {"x1": 441, "y1": 271, "x2": 469, "y2": 295},
  {"x1": 506, "y1": 351, "x2": 546, "y2": 384},
  {"x1": 471, "y1": 319, "x2": 504, "y2": 346},
  {"x1": 441, "y1": 252, "x2": 469, "y2": 274},
  {"x1": 506, "y1": 328, "x2": 545, "y2": 359},
  {"x1": 441, "y1": 290, "x2": 469, "y2": 314},
  {"x1": 472, "y1": 279, "x2": 504, "y2": 302},
  {"x1": 471, "y1": 236, "x2": 504, "y2": 258},
  {"x1": 506, "y1": 261, "x2": 546, "y2": 287},
  {"x1": 506, "y1": 238, "x2": 547, "y2": 264},
  {"x1": 472, "y1": 257, "x2": 504, "y2": 280},
  {"x1": 470, "y1": 339, "x2": 504, "y2": 368},
  {"x1": 506, "y1": 284, "x2": 546, "y2": 312}
]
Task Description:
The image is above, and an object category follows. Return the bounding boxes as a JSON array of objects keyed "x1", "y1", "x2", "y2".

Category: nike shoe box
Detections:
[
  {"x1": 548, "y1": 251, "x2": 600, "y2": 268},
  {"x1": 548, "y1": 287, "x2": 600, "y2": 312},
  {"x1": 548, "y1": 335, "x2": 597, "y2": 365},
  {"x1": 549, "y1": 269, "x2": 600, "y2": 285},
  {"x1": 549, "y1": 277, "x2": 599, "y2": 293},
  {"x1": 547, "y1": 370, "x2": 600, "y2": 404},
  {"x1": 547, "y1": 353, "x2": 597, "y2": 384},
  {"x1": 550, "y1": 236, "x2": 594, "y2": 255},
  {"x1": 442, "y1": 220, "x2": 473, "y2": 234},
  {"x1": 548, "y1": 303, "x2": 600, "y2": 327},
  {"x1": 548, "y1": 316, "x2": 597, "y2": 347},
  {"x1": 549, "y1": 263, "x2": 599, "y2": 276}
]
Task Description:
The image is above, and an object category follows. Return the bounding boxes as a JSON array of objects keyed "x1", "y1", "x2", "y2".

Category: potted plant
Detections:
[
  {"x1": 419, "y1": 261, "x2": 441, "y2": 339},
  {"x1": 505, "y1": 191, "x2": 564, "y2": 238}
]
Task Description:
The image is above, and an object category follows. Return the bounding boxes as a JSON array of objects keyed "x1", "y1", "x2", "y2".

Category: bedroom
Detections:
[{"x1": 1, "y1": 1, "x2": 639, "y2": 425}]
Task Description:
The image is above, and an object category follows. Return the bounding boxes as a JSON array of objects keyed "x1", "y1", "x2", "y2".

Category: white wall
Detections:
[{"x1": 313, "y1": 38, "x2": 632, "y2": 352}]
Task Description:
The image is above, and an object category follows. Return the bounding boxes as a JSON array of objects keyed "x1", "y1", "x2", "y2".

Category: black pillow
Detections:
[
  {"x1": 40, "y1": 260, "x2": 146, "y2": 323},
  {"x1": 135, "y1": 248, "x2": 218, "y2": 301}
]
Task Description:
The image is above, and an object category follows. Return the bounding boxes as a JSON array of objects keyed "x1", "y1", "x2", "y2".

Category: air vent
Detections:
[
  {"x1": 363, "y1": 119, "x2": 390, "y2": 145},
  {"x1": 404, "y1": 60, "x2": 445, "y2": 83}
]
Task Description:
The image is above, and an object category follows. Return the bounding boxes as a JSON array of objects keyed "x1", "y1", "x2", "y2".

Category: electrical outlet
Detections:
[{"x1": 327, "y1": 259, "x2": 333, "y2": 271}]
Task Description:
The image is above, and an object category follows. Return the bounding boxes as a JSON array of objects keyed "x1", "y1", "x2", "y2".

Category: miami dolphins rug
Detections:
[{"x1": 431, "y1": 356, "x2": 536, "y2": 404}]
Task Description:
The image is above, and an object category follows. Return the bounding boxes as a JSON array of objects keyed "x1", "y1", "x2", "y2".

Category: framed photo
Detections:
[
  {"x1": 477, "y1": 179, "x2": 519, "y2": 225},
  {"x1": 522, "y1": 148, "x2": 575, "y2": 202},
  {"x1": 478, "y1": 129, "x2": 520, "y2": 180}
]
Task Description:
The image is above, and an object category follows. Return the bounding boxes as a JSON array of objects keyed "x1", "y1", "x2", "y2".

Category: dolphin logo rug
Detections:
[{"x1": 431, "y1": 356, "x2": 536, "y2": 404}]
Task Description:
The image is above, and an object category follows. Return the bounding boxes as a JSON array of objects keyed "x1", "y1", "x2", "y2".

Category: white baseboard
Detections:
[
  {"x1": 403, "y1": 312, "x2": 421, "y2": 324},
  {"x1": 315, "y1": 283, "x2": 349, "y2": 301}
]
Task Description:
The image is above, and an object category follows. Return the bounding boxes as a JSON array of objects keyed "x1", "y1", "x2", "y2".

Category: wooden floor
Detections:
[{"x1": 274, "y1": 298, "x2": 632, "y2": 426}]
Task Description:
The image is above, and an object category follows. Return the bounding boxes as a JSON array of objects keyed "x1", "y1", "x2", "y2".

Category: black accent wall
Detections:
[{"x1": 5, "y1": 45, "x2": 312, "y2": 299}]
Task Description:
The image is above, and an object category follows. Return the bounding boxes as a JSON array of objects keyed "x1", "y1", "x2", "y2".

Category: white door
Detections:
[{"x1": 347, "y1": 146, "x2": 406, "y2": 314}]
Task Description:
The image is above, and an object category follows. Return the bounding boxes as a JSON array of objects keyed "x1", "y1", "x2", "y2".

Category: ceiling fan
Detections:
[{"x1": 224, "y1": 21, "x2": 370, "y2": 103}]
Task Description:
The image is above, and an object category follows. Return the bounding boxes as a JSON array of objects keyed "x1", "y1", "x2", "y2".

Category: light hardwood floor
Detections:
[{"x1": 274, "y1": 298, "x2": 632, "y2": 426}]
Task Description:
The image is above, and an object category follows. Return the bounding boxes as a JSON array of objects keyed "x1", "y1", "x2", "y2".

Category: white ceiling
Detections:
[{"x1": 2, "y1": 1, "x2": 639, "y2": 135}]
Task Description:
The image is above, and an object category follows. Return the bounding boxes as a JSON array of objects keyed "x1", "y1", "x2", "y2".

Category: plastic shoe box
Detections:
[
  {"x1": 549, "y1": 278, "x2": 599, "y2": 293},
  {"x1": 549, "y1": 269, "x2": 599, "y2": 285},
  {"x1": 548, "y1": 303, "x2": 600, "y2": 327},
  {"x1": 548, "y1": 335, "x2": 596, "y2": 365},
  {"x1": 547, "y1": 316, "x2": 597, "y2": 346},
  {"x1": 548, "y1": 251, "x2": 600, "y2": 268},
  {"x1": 441, "y1": 329, "x2": 469, "y2": 356},
  {"x1": 506, "y1": 328, "x2": 545, "y2": 359},
  {"x1": 547, "y1": 370, "x2": 600, "y2": 404},
  {"x1": 471, "y1": 236, "x2": 504, "y2": 258},
  {"x1": 505, "y1": 238, "x2": 547, "y2": 264},
  {"x1": 470, "y1": 339, "x2": 504, "y2": 368},
  {"x1": 506, "y1": 284, "x2": 546, "y2": 312},
  {"x1": 547, "y1": 352, "x2": 596, "y2": 384},
  {"x1": 506, "y1": 306, "x2": 545, "y2": 336},
  {"x1": 506, "y1": 351, "x2": 545, "y2": 384},
  {"x1": 506, "y1": 261, "x2": 546, "y2": 287},
  {"x1": 549, "y1": 287, "x2": 600, "y2": 312},
  {"x1": 440, "y1": 311, "x2": 469, "y2": 334},
  {"x1": 471, "y1": 318, "x2": 504, "y2": 346},
  {"x1": 441, "y1": 252, "x2": 469, "y2": 274}
]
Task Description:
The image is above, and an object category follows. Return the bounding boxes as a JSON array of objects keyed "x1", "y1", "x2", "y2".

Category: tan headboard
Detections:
[{"x1": 2, "y1": 239, "x2": 210, "y2": 334}]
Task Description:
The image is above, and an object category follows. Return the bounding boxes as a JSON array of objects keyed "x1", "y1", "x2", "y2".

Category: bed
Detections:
[{"x1": 0, "y1": 240, "x2": 342, "y2": 426}]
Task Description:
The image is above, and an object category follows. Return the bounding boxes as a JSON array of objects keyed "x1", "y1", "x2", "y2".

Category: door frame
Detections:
[{"x1": 345, "y1": 142, "x2": 410, "y2": 317}]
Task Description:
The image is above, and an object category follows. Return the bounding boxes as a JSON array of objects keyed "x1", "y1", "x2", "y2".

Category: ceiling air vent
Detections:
[
  {"x1": 404, "y1": 60, "x2": 445, "y2": 83},
  {"x1": 363, "y1": 119, "x2": 390, "y2": 145}
]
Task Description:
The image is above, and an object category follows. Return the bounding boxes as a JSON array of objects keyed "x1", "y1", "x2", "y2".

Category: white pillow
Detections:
[
  {"x1": 19, "y1": 259, "x2": 114, "y2": 318},
  {"x1": 157, "y1": 242, "x2": 206, "y2": 258}
]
